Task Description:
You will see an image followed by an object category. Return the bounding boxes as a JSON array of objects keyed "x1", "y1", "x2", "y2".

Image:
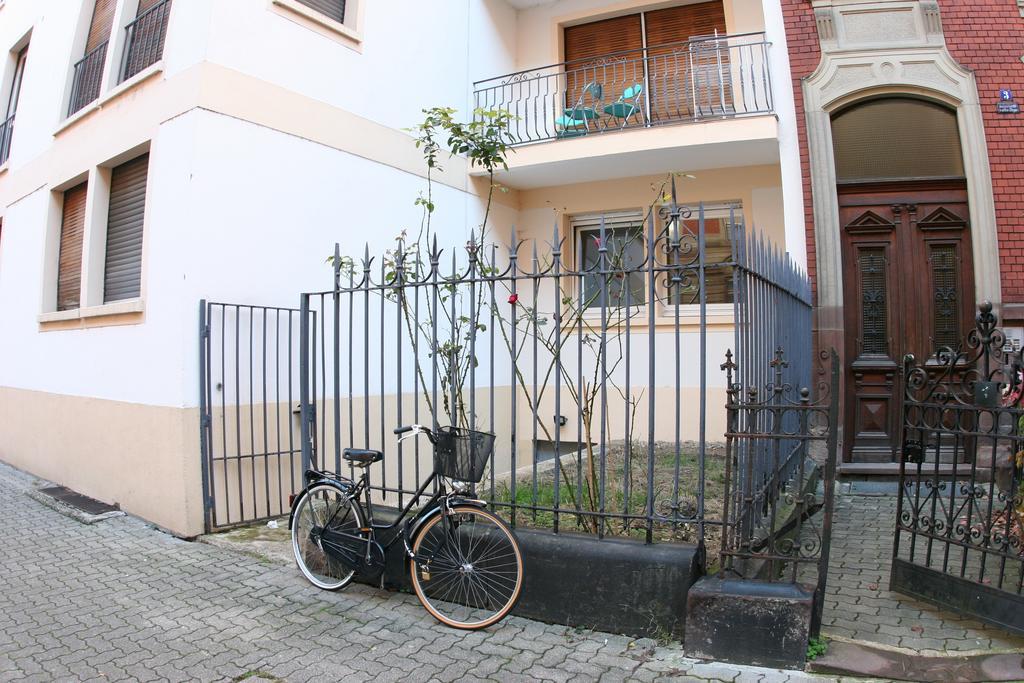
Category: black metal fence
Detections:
[
  {"x1": 297, "y1": 184, "x2": 813, "y2": 557},
  {"x1": 0, "y1": 114, "x2": 12, "y2": 166},
  {"x1": 121, "y1": 0, "x2": 172, "y2": 82},
  {"x1": 719, "y1": 348, "x2": 840, "y2": 636},
  {"x1": 893, "y1": 302, "x2": 1024, "y2": 634},
  {"x1": 68, "y1": 42, "x2": 107, "y2": 117},
  {"x1": 473, "y1": 32, "x2": 772, "y2": 145},
  {"x1": 198, "y1": 301, "x2": 310, "y2": 532}
]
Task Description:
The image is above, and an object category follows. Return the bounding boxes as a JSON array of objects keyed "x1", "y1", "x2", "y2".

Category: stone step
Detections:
[{"x1": 808, "y1": 637, "x2": 1024, "y2": 682}]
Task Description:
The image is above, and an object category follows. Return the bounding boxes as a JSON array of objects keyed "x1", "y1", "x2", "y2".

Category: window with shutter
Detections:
[
  {"x1": 294, "y1": 0, "x2": 346, "y2": 23},
  {"x1": 69, "y1": 0, "x2": 116, "y2": 116},
  {"x1": 122, "y1": 0, "x2": 173, "y2": 82},
  {"x1": 103, "y1": 154, "x2": 149, "y2": 303},
  {"x1": 86, "y1": 0, "x2": 116, "y2": 52},
  {"x1": 561, "y1": 3, "x2": 728, "y2": 124},
  {"x1": 563, "y1": 15, "x2": 643, "y2": 117},
  {"x1": 645, "y1": 3, "x2": 728, "y2": 120},
  {"x1": 57, "y1": 183, "x2": 88, "y2": 312}
]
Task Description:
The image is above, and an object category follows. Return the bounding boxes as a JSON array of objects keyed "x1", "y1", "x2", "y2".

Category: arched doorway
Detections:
[{"x1": 833, "y1": 97, "x2": 975, "y2": 464}]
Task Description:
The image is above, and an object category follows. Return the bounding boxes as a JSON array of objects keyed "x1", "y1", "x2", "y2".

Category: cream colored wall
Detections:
[
  {"x1": 515, "y1": 165, "x2": 785, "y2": 246},
  {"x1": 0, "y1": 387, "x2": 203, "y2": 536}
]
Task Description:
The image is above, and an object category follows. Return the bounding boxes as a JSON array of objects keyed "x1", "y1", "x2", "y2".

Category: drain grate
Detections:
[{"x1": 38, "y1": 486, "x2": 119, "y2": 515}]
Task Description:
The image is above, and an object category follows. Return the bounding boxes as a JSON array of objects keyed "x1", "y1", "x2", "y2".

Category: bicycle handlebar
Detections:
[{"x1": 394, "y1": 424, "x2": 436, "y2": 442}]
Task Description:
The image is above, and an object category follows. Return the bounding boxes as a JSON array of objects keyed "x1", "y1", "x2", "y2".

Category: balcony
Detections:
[
  {"x1": 475, "y1": 32, "x2": 772, "y2": 144},
  {"x1": 121, "y1": 0, "x2": 172, "y2": 82},
  {"x1": 68, "y1": 42, "x2": 108, "y2": 117},
  {"x1": 472, "y1": 32, "x2": 777, "y2": 189}
]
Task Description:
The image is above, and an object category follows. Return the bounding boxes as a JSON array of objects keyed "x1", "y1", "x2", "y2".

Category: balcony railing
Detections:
[
  {"x1": 473, "y1": 32, "x2": 773, "y2": 146},
  {"x1": 68, "y1": 42, "x2": 108, "y2": 117},
  {"x1": 121, "y1": 0, "x2": 172, "y2": 83},
  {"x1": 0, "y1": 114, "x2": 13, "y2": 166}
]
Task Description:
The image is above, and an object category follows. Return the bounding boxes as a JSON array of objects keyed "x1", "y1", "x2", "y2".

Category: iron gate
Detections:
[
  {"x1": 198, "y1": 300, "x2": 311, "y2": 532},
  {"x1": 892, "y1": 302, "x2": 1024, "y2": 633}
]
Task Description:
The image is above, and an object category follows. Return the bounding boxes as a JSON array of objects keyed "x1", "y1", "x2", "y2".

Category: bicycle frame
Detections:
[{"x1": 302, "y1": 464, "x2": 486, "y2": 571}]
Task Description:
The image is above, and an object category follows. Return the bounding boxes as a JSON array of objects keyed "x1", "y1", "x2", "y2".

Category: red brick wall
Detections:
[
  {"x1": 941, "y1": 0, "x2": 1024, "y2": 305},
  {"x1": 780, "y1": 0, "x2": 821, "y2": 299},
  {"x1": 781, "y1": 0, "x2": 1024, "y2": 307}
]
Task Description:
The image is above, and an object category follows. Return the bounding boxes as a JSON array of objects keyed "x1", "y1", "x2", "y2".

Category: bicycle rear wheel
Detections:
[
  {"x1": 410, "y1": 505, "x2": 523, "y2": 629},
  {"x1": 291, "y1": 483, "x2": 364, "y2": 591}
]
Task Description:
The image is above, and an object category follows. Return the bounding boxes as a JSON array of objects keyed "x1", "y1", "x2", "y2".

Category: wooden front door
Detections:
[{"x1": 840, "y1": 180, "x2": 974, "y2": 463}]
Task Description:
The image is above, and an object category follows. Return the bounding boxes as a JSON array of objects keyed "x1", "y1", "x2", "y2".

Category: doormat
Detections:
[{"x1": 29, "y1": 485, "x2": 125, "y2": 524}]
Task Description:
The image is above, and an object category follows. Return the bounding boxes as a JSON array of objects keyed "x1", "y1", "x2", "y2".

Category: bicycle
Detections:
[{"x1": 289, "y1": 424, "x2": 524, "y2": 629}]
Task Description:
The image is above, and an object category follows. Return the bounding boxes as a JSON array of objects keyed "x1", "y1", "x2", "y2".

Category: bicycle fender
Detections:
[
  {"x1": 286, "y1": 478, "x2": 354, "y2": 531},
  {"x1": 403, "y1": 498, "x2": 488, "y2": 559}
]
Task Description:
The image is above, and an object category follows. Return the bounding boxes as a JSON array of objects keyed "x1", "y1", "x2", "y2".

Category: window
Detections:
[
  {"x1": 1, "y1": 44, "x2": 26, "y2": 165},
  {"x1": 574, "y1": 212, "x2": 646, "y2": 309},
  {"x1": 69, "y1": 0, "x2": 116, "y2": 116},
  {"x1": 272, "y1": 0, "x2": 362, "y2": 45},
  {"x1": 572, "y1": 203, "x2": 740, "y2": 314},
  {"x1": 563, "y1": 3, "x2": 728, "y2": 121},
  {"x1": 57, "y1": 182, "x2": 88, "y2": 311},
  {"x1": 667, "y1": 206, "x2": 738, "y2": 305},
  {"x1": 103, "y1": 153, "x2": 149, "y2": 302},
  {"x1": 831, "y1": 98, "x2": 964, "y2": 183},
  {"x1": 121, "y1": 0, "x2": 173, "y2": 82},
  {"x1": 294, "y1": 0, "x2": 345, "y2": 23}
]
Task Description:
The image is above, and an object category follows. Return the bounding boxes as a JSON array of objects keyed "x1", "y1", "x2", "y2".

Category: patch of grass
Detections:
[
  {"x1": 484, "y1": 441, "x2": 726, "y2": 558},
  {"x1": 806, "y1": 636, "x2": 828, "y2": 661}
]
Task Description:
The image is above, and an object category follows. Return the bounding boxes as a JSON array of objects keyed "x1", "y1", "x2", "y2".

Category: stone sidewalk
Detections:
[
  {"x1": 819, "y1": 488, "x2": 1024, "y2": 654},
  {"x1": 0, "y1": 462, "x2": 856, "y2": 683}
]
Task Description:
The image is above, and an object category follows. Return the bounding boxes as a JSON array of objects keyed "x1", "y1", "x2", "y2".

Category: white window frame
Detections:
[
  {"x1": 270, "y1": 0, "x2": 365, "y2": 49},
  {"x1": 569, "y1": 202, "x2": 744, "y2": 324}
]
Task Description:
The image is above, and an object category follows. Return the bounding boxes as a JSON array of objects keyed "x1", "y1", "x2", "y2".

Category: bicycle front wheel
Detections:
[
  {"x1": 410, "y1": 505, "x2": 523, "y2": 629},
  {"x1": 291, "y1": 483, "x2": 364, "y2": 591}
]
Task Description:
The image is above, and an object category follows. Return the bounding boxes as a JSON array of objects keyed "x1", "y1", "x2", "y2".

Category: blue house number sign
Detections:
[{"x1": 998, "y1": 89, "x2": 1020, "y2": 114}]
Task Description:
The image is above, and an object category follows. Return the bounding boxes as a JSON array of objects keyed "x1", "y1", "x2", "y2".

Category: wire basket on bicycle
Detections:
[{"x1": 433, "y1": 426, "x2": 495, "y2": 483}]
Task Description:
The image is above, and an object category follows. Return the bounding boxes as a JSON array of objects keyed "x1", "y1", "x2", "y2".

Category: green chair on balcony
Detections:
[
  {"x1": 603, "y1": 83, "x2": 644, "y2": 128},
  {"x1": 555, "y1": 82, "x2": 603, "y2": 139}
]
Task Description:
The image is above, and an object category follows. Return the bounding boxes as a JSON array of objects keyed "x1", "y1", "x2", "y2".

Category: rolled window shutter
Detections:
[
  {"x1": 103, "y1": 154, "x2": 149, "y2": 302},
  {"x1": 563, "y1": 15, "x2": 643, "y2": 120},
  {"x1": 644, "y1": 3, "x2": 727, "y2": 47},
  {"x1": 57, "y1": 183, "x2": 88, "y2": 312},
  {"x1": 294, "y1": 0, "x2": 346, "y2": 23},
  {"x1": 136, "y1": 0, "x2": 165, "y2": 12},
  {"x1": 86, "y1": 0, "x2": 117, "y2": 52},
  {"x1": 645, "y1": 2, "x2": 728, "y2": 121}
]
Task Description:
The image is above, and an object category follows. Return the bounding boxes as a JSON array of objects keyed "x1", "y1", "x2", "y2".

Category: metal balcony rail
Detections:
[
  {"x1": 0, "y1": 114, "x2": 13, "y2": 166},
  {"x1": 67, "y1": 42, "x2": 108, "y2": 117},
  {"x1": 473, "y1": 32, "x2": 773, "y2": 145},
  {"x1": 121, "y1": 0, "x2": 172, "y2": 83}
]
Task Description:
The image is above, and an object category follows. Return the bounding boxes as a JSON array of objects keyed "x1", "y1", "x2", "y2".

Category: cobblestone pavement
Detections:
[
  {"x1": 819, "y1": 490, "x2": 1024, "y2": 654},
  {"x1": 0, "y1": 463, "x2": 859, "y2": 683}
]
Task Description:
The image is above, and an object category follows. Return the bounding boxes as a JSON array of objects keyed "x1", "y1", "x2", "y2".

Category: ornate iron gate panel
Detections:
[{"x1": 892, "y1": 302, "x2": 1024, "y2": 634}]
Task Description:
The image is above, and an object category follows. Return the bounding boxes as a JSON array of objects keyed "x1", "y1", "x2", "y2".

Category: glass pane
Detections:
[
  {"x1": 859, "y1": 247, "x2": 888, "y2": 355},
  {"x1": 669, "y1": 217, "x2": 734, "y2": 305},
  {"x1": 832, "y1": 98, "x2": 963, "y2": 182},
  {"x1": 931, "y1": 244, "x2": 959, "y2": 350},
  {"x1": 580, "y1": 225, "x2": 646, "y2": 308}
]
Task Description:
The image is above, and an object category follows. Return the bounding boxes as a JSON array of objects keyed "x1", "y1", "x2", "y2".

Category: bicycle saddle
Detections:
[{"x1": 342, "y1": 448, "x2": 383, "y2": 466}]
